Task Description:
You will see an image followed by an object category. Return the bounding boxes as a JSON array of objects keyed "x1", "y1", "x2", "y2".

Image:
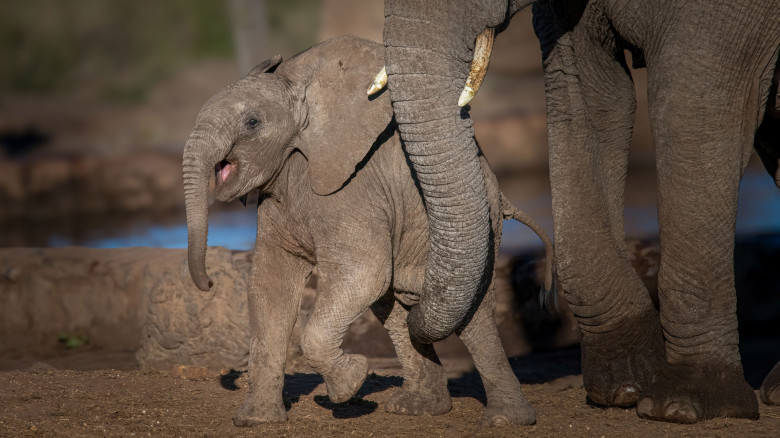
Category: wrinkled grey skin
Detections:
[
  {"x1": 183, "y1": 36, "x2": 553, "y2": 426},
  {"x1": 383, "y1": 0, "x2": 780, "y2": 424}
]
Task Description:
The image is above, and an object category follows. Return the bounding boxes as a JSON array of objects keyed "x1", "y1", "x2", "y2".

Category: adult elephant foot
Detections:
[
  {"x1": 324, "y1": 354, "x2": 368, "y2": 404},
  {"x1": 582, "y1": 310, "x2": 665, "y2": 408},
  {"x1": 481, "y1": 396, "x2": 536, "y2": 426},
  {"x1": 385, "y1": 385, "x2": 452, "y2": 416},
  {"x1": 636, "y1": 364, "x2": 758, "y2": 423},
  {"x1": 760, "y1": 361, "x2": 780, "y2": 405},
  {"x1": 233, "y1": 394, "x2": 287, "y2": 426}
]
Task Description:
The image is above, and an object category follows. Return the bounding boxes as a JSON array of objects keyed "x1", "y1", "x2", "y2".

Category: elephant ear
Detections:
[
  {"x1": 248, "y1": 54, "x2": 283, "y2": 76},
  {"x1": 275, "y1": 35, "x2": 393, "y2": 195}
]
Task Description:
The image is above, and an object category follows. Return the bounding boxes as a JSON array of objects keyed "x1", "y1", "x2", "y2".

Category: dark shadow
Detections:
[
  {"x1": 0, "y1": 126, "x2": 49, "y2": 157},
  {"x1": 447, "y1": 370, "x2": 486, "y2": 404},
  {"x1": 356, "y1": 373, "x2": 403, "y2": 398},
  {"x1": 508, "y1": 250, "x2": 582, "y2": 351},
  {"x1": 508, "y1": 347, "x2": 582, "y2": 384},
  {"x1": 293, "y1": 372, "x2": 399, "y2": 417},
  {"x1": 282, "y1": 372, "x2": 400, "y2": 415},
  {"x1": 367, "y1": 84, "x2": 386, "y2": 101},
  {"x1": 446, "y1": 347, "x2": 582, "y2": 406},
  {"x1": 736, "y1": 234, "x2": 780, "y2": 388},
  {"x1": 282, "y1": 372, "x2": 325, "y2": 408},
  {"x1": 219, "y1": 369, "x2": 401, "y2": 416},
  {"x1": 313, "y1": 395, "x2": 378, "y2": 419},
  {"x1": 220, "y1": 369, "x2": 246, "y2": 391}
]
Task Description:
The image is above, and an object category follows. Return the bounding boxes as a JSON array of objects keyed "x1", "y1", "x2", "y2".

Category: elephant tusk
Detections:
[
  {"x1": 367, "y1": 66, "x2": 387, "y2": 96},
  {"x1": 458, "y1": 27, "x2": 495, "y2": 107}
]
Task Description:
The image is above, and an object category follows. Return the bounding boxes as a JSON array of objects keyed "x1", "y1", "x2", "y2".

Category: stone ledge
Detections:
[{"x1": 0, "y1": 246, "x2": 554, "y2": 373}]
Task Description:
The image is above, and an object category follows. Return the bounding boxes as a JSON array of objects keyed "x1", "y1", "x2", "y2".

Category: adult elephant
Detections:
[{"x1": 378, "y1": 0, "x2": 780, "y2": 424}]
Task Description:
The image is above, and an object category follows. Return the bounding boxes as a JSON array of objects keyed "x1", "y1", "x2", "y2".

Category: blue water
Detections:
[
  {"x1": 47, "y1": 209, "x2": 260, "y2": 250},
  {"x1": 46, "y1": 170, "x2": 780, "y2": 252}
]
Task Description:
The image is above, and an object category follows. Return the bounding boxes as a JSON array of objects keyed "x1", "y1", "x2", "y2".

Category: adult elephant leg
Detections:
[
  {"x1": 234, "y1": 240, "x2": 312, "y2": 425},
  {"x1": 540, "y1": 7, "x2": 663, "y2": 408},
  {"x1": 458, "y1": 276, "x2": 535, "y2": 426},
  {"x1": 634, "y1": 40, "x2": 777, "y2": 423},
  {"x1": 370, "y1": 293, "x2": 451, "y2": 416},
  {"x1": 761, "y1": 362, "x2": 780, "y2": 405}
]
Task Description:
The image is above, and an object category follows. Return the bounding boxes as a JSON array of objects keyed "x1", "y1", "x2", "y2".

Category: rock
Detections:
[
  {"x1": 136, "y1": 247, "x2": 252, "y2": 371},
  {"x1": 0, "y1": 247, "x2": 150, "y2": 356},
  {"x1": 170, "y1": 365, "x2": 213, "y2": 380},
  {"x1": 0, "y1": 246, "x2": 553, "y2": 372}
]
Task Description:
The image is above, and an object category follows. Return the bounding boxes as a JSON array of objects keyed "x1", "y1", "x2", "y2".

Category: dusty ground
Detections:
[
  {"x1": 1, "y1": 240, "x2": 779, "y2": 437},
  {"x1": 1, "y1": 347, "x2": 779, "y2": 437}
]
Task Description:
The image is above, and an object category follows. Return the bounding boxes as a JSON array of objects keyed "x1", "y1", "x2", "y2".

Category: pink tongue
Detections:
[{"x1": 220, "y1": 163, "x2": 233, "y2": 182}]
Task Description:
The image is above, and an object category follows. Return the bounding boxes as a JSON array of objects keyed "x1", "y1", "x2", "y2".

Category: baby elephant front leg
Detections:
[
  {"x1": 234, "y1": 244, "x2": 311, "y2": 426},
  {"x1": 300, "y1": 260, "x2": 390, "y2": 403}
]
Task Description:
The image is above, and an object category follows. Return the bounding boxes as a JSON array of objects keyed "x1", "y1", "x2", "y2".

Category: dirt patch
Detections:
[
  {"x1": 1, "y1": 241, "x2": 780, "y2": 435},
  {"x1": 2, "y1": 353, "x2": 779, "y2": 437}
]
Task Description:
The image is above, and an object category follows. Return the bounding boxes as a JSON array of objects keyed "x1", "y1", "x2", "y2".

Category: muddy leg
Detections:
[
  {"x1": 761, "y1": 362, "x2": 780, "y2": 405},
  {"x1": 234, "y1": 243, "x2": 311, "y2": 425},
  {"x1": 300, "y1": 256, "x2": 390, "y2": 403},
  {"x1": 540, "y1": 4, "x2": 664, "y2": 408},
  {"x1": 371, "y1": 293, "x2": 451, "y2": 416},
  {"x1": 635, "y1": 42, "x2": 769, "y2": 423},
  {"x1": 458, "y1": 281, "x2": 536, "y2": 426}
]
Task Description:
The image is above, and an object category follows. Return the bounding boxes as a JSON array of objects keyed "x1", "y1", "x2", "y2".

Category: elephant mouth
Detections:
[
  {"x1": 216, "y1": 159, "x2": 235, "y2": 183},
  {"x1": 214, "y1": 159, "x2": 240, "y2": 201}
]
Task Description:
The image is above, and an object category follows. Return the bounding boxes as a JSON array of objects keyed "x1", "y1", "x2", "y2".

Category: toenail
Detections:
[
  {"x1": 587, "y1": 387, "x2": 608, "y2": 405},
  {"x1": 613, "y1": 386, "x2": 639, "y2": 407},
  {"x1": 664, "y1": 401, "x2": 698, "y2": 423},
  {"x1": 491, "y1": 415, "x2": 509, "y2": 426},
  {"x1": 636, "y1": 397, "x2": 654, "y2": 417}
]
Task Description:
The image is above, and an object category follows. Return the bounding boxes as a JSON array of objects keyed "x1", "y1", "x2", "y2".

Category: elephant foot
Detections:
[
  {"x1": 760, "y1": 361, "x2": 780, "y2": 405},
  {"x1": 233, "y1": 394, "x2": 287, "y2": 426},
  {"x1": 324, "y1": 354, "x2": 368, "y2": 403},
  {"x1": 481, "y1": 396, "x2": 536, "y2": 426},
  {"x1": 582, "y1": 310, "x2": 665, "y2": 408},
  {"x1": 385, "y1": 386, "x2": 452, "y2": 416},
  {"x1": 636, "y1": 363, "x2": 758, "y2": 423}
]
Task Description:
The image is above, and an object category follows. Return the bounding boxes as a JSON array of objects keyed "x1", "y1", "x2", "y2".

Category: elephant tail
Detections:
[{"x1": 500, "y1": 194, "x2": 557, "y2": 309}]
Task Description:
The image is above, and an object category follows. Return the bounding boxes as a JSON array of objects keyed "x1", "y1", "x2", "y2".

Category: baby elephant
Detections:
[{"x1": 182, "y1": 36, "x2": 553, "y2": 426}]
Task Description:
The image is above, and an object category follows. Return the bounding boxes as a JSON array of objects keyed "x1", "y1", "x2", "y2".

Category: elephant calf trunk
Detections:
[{"x1": 183, "y1": 135, "x2": 221, "y2": 292}]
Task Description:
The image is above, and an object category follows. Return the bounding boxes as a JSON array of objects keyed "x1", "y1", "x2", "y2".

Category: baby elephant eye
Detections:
[{"x1": 245, "y1": 118, "x2": 259, "y2": 128}]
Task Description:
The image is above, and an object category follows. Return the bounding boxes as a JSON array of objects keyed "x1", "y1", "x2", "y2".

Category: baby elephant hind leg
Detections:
[
  {"x1": 371, "y1": 293, "x2": 452, "y2": 416},
  {"x1": 458, "y1": 283, "x2": 536, "y2": 426}
]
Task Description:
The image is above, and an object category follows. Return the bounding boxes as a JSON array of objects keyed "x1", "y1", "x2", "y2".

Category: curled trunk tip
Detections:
[{"x1": 189, "y1": 258, "x2": 213, "y2": 291}]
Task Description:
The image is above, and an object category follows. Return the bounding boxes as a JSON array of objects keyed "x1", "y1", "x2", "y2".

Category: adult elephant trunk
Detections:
[
  {"x1": 182, "y1": 125, "x2": 231, "y2": 291},
  {"x1": 384, "y1": 2, "x2": 505, "y2": 343}
]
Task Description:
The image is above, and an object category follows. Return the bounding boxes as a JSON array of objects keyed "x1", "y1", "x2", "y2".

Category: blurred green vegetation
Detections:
[
  {"x1": 0, "y1": 0, "x2": 320, "y2": 102},
  {"x1": 267, "y1": 0, "x2": 322, "y2": 57}
]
